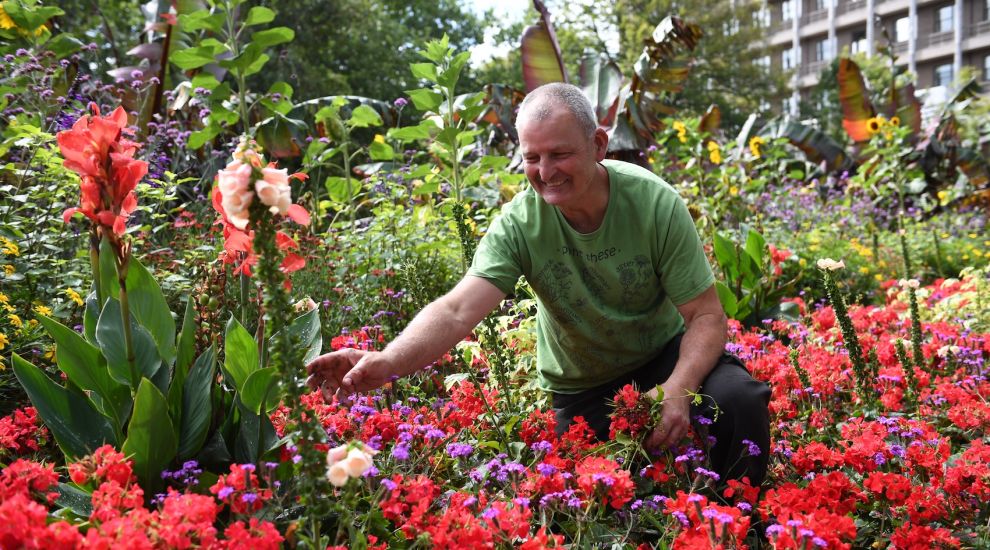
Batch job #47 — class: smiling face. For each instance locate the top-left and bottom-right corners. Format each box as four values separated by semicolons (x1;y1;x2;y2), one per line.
517;103;608;216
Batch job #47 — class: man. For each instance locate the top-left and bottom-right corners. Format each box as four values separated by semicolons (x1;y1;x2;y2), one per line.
308;83;770;484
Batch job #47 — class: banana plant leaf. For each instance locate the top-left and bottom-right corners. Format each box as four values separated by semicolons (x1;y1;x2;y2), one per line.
888;81;921;137
520;20;566;92
838;58;876;143
255;113;306;159
477;84;524;141
578;54;622;127
771;118;856;174
698;104;721;137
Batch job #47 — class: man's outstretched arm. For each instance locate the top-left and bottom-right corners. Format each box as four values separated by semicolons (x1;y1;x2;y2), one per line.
646;284;728;449
307;275;507;400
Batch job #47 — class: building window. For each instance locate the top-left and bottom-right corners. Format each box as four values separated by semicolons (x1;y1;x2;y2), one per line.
935;5;953;33
782;0;794;22
851;29;867;54
753;5;771;27
984;55;990;81
814;39;829;62
782;47;797;70
813;0;828;11
985;0;990;21
754;55;771;70
895;17;910;43
934;63;953;86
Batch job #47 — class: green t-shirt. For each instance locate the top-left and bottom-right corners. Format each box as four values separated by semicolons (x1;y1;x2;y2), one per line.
467;159;714;393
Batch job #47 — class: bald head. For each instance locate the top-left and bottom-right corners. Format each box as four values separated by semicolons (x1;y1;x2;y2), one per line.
517;83;598;140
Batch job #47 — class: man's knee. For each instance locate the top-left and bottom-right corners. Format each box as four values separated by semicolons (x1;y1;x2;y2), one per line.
700;363;770;419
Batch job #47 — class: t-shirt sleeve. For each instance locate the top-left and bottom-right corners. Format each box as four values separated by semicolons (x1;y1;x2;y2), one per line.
656;197;715;306
467;209;524;295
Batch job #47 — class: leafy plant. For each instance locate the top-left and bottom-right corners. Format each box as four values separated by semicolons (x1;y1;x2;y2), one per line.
712;228;801;326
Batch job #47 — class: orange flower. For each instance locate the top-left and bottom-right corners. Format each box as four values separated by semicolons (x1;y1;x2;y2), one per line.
57;103;147;236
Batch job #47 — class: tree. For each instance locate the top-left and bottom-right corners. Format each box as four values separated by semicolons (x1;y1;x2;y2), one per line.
612;0;787;132
252;0;487;102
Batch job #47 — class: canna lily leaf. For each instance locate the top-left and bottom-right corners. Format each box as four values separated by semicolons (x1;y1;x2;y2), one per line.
774;119;855;174
889;82;922;137
838;58;876;142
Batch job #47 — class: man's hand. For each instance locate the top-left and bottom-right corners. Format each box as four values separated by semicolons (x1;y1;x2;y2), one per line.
645;383;692;450
306;349;397;401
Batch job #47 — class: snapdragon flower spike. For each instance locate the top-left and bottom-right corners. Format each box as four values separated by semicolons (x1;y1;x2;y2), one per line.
212;138;310;276
57;103;148;236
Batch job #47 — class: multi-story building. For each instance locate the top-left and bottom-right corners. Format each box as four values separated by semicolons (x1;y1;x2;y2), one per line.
761;0;990;113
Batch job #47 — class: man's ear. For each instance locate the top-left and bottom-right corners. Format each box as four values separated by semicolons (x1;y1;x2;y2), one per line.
593;127;609;161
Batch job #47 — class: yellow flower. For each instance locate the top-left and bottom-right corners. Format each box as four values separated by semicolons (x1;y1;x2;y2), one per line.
859;266;870;275
0;292;8;306
673;121;687;143
0;237;19;257
373;134;385;144
43;345;56;361
7;314;20;328
866;116;884;136
0;6;15;30
0;332;7;351
874;273;884;281
707;141;722;164
65;288;84;306
2;264;13;276
749;136;765;158
889;116;900;127
937;190;948;202
729;185;739;196
34;305;53;317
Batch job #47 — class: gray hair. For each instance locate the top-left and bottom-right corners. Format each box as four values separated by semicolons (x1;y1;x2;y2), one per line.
517;83;597;139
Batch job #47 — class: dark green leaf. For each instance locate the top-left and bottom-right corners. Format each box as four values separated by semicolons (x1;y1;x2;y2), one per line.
178;347;217;460
122;379;178;491
96;298;163;388
715;281;738;318
12;353;117;459
54;483;93;518
125;259;176;366
270;308;322;366
37;315;128;429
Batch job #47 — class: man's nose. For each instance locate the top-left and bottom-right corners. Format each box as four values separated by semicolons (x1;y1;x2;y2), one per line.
537;160;555;183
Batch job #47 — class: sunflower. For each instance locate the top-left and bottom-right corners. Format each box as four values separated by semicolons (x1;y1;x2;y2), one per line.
889;116;900;127
749;136;766;158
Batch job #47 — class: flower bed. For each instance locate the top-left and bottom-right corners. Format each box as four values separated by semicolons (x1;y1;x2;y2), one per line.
2;269;988;548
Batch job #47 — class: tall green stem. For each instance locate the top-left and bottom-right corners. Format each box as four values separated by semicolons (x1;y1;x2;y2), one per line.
115;255;137;390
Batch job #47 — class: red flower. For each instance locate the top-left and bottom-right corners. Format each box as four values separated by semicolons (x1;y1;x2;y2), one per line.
574;456;634;509
58;103;148;236
222;518;283;550
0;407;48;456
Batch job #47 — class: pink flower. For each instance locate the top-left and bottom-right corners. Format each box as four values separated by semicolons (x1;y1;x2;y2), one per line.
257;166;291;214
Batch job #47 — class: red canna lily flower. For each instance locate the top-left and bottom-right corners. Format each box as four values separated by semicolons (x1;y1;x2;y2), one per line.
58;103;147;236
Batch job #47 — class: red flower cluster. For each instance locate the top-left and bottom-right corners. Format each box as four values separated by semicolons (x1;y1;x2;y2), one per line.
608;383;656;440
58;103;148;236
209;463;273;515
0;407;48;456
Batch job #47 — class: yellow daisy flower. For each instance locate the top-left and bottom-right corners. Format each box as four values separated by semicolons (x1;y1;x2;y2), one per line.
672;121;687;143
0;332;8;351
0;237;19;257
34;305;53;317
889;116;900;127
8;314;21;329
2;265;13;276
707;141;722;164
0;6;15;30
65;288;84;306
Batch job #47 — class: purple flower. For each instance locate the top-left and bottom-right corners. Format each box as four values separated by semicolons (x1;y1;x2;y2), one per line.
392;443;410;461
743;439;762;457
446;442;474;458
218;486;235;499
394;97;408;108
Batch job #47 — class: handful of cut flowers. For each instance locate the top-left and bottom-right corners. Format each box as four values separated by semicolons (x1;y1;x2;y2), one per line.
608;383;665;444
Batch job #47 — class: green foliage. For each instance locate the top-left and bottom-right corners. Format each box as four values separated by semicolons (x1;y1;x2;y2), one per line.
712;228;801;326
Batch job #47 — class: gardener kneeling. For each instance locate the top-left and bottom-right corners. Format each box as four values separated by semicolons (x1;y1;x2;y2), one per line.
307;83;770;486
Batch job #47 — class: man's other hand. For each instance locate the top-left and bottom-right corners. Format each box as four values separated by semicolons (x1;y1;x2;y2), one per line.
645;383;692;450
306;349;396;401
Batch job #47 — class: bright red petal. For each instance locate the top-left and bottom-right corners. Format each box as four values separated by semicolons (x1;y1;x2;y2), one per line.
275;231;298;250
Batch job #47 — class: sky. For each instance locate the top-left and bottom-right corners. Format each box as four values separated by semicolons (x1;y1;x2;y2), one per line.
465;0;533;66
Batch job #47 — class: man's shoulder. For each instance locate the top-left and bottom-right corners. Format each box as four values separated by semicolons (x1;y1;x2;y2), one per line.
603;160;679;200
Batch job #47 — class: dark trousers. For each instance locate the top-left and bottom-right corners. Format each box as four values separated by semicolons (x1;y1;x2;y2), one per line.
552;333;771;486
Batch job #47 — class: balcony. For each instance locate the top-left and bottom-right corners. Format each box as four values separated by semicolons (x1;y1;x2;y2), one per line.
970;20;990;37
921;31;954;48
801;9;828;25
800;59;829;76
837;0;866;15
